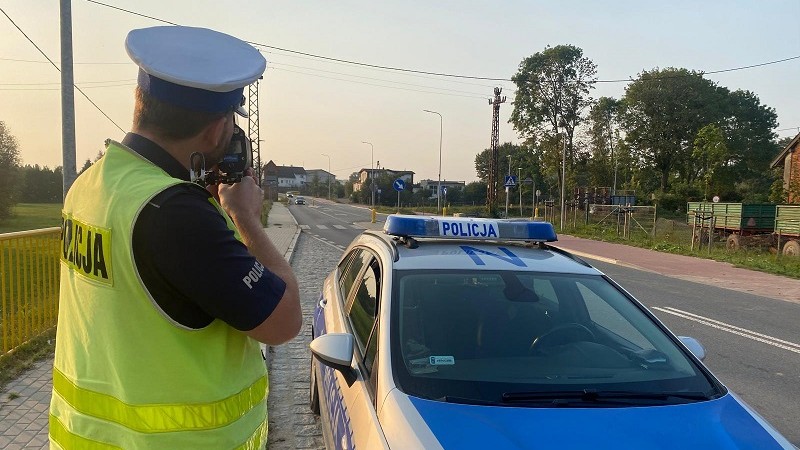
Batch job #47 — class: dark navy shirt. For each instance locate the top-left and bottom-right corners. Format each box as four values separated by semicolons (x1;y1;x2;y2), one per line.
126;133;286;330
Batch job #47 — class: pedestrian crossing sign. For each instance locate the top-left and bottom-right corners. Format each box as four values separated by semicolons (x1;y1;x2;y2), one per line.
504;175;517;187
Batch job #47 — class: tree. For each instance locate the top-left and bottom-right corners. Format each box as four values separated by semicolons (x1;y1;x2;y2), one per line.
19;165;63;203
463;181;488;204
510;45;597;196
586;97;622;190
0;121;21;219
718;89;779;201
692;124;728;200
621;68;726;192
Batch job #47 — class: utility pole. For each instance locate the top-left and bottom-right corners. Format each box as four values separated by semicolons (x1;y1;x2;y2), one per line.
505;155;512;218
608;119;617;197
60;0;77;198
518;167;523;217
248;80;262;183
422;110;443;214
488;87;506;217
321;153;331;199
560;133;567;231
362;141;374;207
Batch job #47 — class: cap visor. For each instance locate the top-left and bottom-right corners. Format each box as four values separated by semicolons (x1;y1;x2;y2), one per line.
235;105;249;118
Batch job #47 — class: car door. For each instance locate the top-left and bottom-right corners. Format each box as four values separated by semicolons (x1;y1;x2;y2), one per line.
340;255;387;449
317;248;388;449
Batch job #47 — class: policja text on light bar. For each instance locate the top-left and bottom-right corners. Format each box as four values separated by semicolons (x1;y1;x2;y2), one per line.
383;215;558;242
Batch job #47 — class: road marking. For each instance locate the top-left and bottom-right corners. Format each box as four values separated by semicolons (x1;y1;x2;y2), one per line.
653;306;800;354
317;225;329;229
307;233;345;251
332;225;347;230
299;225;311;230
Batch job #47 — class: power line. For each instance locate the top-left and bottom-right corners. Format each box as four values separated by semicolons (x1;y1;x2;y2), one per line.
84;0;800;86
85;0;509;81
0;7;125;132
0;56;131;65
0;79;136;86
269;61;496;95
268;65;489;99
0;83;135;91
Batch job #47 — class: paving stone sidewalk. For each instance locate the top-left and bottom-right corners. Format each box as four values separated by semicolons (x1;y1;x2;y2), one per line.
0;201;301;449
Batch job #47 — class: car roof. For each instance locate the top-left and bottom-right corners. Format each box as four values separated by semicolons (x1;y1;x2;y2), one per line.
362;231;602;275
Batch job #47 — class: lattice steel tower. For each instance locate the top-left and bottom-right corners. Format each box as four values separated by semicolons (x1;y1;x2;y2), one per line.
247;80;262;183
488;87;506;216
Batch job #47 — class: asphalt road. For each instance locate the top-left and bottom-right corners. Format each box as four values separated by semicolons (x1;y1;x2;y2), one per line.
592;260;800;445
289;198;800;446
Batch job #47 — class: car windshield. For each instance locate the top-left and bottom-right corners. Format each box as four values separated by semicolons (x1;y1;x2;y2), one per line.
391;270;722;406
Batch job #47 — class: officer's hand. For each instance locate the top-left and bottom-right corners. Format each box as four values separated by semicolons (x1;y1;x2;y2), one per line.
218;170;264;226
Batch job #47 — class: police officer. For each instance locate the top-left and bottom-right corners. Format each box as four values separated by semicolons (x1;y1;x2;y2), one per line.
49;26;301;449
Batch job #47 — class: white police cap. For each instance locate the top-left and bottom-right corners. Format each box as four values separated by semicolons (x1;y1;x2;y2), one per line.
125;26;266;117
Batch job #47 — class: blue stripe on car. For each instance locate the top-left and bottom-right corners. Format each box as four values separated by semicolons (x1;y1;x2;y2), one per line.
314;292;357;450
407;394;786;449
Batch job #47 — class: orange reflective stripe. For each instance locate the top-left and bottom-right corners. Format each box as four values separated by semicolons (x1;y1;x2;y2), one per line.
52;367;267;433
49;414;122;450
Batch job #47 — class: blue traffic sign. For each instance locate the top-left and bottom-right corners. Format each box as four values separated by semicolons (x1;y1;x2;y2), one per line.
393;178;405;192
504;175;517;187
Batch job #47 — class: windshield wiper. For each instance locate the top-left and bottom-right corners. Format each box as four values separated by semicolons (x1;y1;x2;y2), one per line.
502;389;711;405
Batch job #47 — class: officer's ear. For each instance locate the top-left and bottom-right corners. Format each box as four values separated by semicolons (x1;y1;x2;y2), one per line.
203;113;231;148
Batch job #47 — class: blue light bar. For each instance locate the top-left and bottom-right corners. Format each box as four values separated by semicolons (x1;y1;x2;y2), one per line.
383;214;557;242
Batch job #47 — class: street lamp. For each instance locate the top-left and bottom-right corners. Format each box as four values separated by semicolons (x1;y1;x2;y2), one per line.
321;153;331;200
361;141;374;207
423;109;443;215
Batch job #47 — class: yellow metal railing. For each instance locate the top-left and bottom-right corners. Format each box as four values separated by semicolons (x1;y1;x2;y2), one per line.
1;227;61;355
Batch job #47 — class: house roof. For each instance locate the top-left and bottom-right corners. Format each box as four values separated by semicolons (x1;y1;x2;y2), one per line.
276;166;306;178
357;168;415;175
770;132;800;169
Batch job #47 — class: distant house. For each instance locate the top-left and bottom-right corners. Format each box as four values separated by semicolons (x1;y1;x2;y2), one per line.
305;169;335;185
353;168;414;192
418;179;466;193
770;133;800;203
262;160;279;200
276;165;307;189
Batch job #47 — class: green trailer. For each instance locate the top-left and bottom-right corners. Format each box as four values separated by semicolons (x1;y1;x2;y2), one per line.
775;205;800;256
686;202;777;249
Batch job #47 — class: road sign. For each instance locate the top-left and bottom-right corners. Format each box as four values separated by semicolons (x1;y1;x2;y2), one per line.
504;175;517;187
442;186;448;195
393;178;405;192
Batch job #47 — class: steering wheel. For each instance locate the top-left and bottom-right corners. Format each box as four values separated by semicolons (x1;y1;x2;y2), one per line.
529;323;596;354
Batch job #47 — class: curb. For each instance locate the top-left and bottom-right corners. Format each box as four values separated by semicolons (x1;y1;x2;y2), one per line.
553;247;618;265
281;204;301;263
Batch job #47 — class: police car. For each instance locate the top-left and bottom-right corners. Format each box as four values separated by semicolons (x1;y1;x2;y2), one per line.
309;215;794;449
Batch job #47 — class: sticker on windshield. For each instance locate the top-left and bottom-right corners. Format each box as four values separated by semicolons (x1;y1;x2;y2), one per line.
429;356;455;365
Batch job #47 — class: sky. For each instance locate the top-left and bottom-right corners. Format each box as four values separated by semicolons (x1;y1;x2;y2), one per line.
1;1;799;184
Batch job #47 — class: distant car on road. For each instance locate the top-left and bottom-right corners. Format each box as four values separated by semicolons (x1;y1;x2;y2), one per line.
309;214;795;449
294;196;306;205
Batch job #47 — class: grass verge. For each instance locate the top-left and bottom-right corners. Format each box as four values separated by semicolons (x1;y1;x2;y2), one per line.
0;328;56;393
0;203;62;234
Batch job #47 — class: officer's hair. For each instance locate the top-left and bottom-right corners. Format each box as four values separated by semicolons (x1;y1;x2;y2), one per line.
133;87;226;141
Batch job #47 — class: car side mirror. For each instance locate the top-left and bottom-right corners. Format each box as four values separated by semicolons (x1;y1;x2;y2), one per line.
678;336;706;361
310;333;358;386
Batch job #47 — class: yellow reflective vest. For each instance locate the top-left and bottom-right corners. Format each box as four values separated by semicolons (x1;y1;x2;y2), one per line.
50;141;268;449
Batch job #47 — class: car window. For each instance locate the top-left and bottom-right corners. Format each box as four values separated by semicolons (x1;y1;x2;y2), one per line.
391;270;716;404
577;281;651;349
348;259;380;374
338;249;370;303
